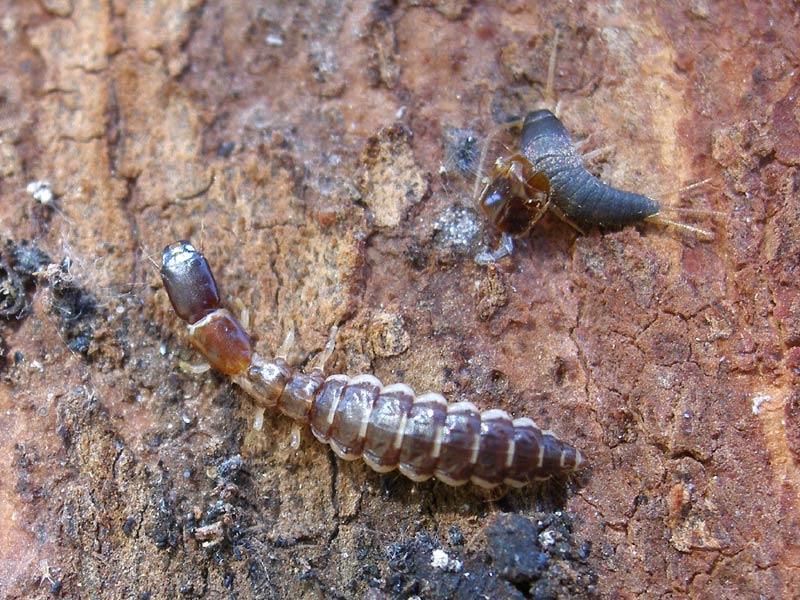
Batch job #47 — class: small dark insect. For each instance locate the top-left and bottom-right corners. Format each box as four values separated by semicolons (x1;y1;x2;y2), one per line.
160;241;583;488
478;154;551;238
475;31;716;263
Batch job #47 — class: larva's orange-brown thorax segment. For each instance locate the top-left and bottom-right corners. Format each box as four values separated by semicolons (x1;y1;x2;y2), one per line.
160;241;584;488
188;310;252;376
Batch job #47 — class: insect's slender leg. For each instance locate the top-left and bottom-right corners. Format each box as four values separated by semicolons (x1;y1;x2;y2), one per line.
548;204;586;235
545;29;560;113
647;178;723;237
472;119;524;204
580;144;615;162
475;233;516;265
657;206;726;217
571;135;592;151
530;195;553;226
649;177;712;200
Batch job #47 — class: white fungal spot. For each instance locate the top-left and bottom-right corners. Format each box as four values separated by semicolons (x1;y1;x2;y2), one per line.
751;394;772;415
430;549;462;572
539;529;556;547
430;549;449;568
26;180;54;205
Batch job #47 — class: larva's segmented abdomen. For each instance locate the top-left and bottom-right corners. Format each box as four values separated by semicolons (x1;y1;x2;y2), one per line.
296;372;582;488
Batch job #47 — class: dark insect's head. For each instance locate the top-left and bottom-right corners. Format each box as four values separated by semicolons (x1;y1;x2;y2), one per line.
478;155;550;236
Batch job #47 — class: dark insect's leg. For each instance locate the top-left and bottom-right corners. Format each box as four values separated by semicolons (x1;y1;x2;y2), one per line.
475;233;515;264
547;204;586;235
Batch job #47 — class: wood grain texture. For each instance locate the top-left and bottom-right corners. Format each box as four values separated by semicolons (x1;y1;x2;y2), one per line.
0;1;798;598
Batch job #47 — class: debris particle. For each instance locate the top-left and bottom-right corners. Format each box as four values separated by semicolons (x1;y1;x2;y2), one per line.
751;394;772;415
430;549;462;573
26;180;54;205
432;206;481;252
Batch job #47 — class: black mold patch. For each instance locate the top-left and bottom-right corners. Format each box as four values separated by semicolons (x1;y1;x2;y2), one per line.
0;239;51;319
0;259;26;318
5;239;51;280
47;259;99;356
1;240;100;357
486;512;596;598
442;126;481;175
380;512;596;600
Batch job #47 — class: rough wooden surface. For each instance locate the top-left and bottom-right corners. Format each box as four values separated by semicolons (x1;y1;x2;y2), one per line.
1;1;798;598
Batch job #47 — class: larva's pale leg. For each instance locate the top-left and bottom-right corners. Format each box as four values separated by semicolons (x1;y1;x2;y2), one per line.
277;330;295;361
180;361;211;375
314;326;338;372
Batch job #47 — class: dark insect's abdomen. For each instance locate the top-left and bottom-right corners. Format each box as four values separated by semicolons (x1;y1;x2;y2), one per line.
521;110;660;228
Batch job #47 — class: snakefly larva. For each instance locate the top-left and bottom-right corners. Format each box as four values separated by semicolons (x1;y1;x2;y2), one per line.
160;241;583;488
475;31;717;263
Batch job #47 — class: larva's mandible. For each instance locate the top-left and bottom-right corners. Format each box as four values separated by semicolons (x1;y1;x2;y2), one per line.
160;241;583;488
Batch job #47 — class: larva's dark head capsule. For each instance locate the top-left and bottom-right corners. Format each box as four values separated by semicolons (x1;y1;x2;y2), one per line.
479;154;550;236
161;241;221;324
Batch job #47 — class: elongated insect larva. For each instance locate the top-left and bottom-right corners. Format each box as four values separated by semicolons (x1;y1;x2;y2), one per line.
475;32;716;263
160;241;583;488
